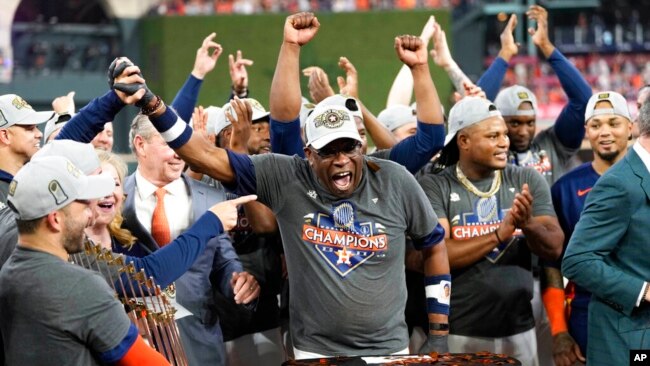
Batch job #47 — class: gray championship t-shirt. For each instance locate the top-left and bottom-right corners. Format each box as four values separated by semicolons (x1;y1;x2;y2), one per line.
250;154;439;356
419;164;555;337
510;127;578;186
0;247;131;365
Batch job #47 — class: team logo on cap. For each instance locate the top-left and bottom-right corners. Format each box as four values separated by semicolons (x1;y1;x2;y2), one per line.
517;92;529;99
66;161;82;178
314;109;349;129
8;181;16;196
302;201;389;277
48;180;69;205
598;93;610;99
11;96;31;110
247;99;265;112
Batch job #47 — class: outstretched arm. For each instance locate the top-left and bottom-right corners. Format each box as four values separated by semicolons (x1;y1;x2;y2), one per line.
527;5;591;149
270;12;320;122
171;33;223;122
386;15;435;106
476;14;518;101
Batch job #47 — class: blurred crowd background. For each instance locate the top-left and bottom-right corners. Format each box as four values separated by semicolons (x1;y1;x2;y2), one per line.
1;0;649;152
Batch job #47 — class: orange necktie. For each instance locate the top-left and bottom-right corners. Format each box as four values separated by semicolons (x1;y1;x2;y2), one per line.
151;188;171;246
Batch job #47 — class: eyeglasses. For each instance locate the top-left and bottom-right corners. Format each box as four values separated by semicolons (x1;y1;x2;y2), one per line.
311;141;362;159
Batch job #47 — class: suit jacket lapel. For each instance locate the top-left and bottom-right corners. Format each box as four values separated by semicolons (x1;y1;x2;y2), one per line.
123;174;158;253
627;148;650;202
183;174;206;223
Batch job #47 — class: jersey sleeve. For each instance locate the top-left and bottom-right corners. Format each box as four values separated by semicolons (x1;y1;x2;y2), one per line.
401;171;444;249
248;153;299;211
68;273;132;356
270;116;305;158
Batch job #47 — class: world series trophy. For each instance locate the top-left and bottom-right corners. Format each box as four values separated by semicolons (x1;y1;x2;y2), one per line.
69;238;188;365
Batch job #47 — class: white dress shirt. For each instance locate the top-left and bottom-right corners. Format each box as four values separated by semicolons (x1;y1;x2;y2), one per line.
134;169;192;242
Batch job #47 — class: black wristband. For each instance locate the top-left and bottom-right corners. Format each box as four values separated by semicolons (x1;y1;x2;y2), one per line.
429;322;449;331
494;229;503;244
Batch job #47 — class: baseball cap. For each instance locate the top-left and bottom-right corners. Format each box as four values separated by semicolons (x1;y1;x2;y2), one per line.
445;97;502;146
305;104;362;149
0;94;54;129
377;105;417;132
494;85;538;117
318;94;363;121
585;91;631;122
299;98;316;130
34;140;100;175
203;106;226;136
7;156;115;220
43;117;68;142
244;98;270;122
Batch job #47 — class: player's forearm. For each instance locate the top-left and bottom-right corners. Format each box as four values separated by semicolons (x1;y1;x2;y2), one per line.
446;233;501;270
412;64;443;125
444;61;471;95
523;219;564;260
270;42;302;121
386;64;414;107
359;102;398;149
423;244;450;334
244;202;279;234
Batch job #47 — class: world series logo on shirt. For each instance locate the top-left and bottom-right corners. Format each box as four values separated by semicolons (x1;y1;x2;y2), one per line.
302;201;388;277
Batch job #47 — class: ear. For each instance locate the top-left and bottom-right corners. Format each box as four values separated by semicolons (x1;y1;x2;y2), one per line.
304;147;315;167
0;128;11;145
133;135;146;156
457;131;470;152
46;211;64;233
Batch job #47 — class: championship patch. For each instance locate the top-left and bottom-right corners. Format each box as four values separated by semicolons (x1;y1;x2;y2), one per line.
48;180;69;205
302;201;388;277
11;96;31;110
517;92;529;99
450;196;522;263
8;181;16;196
313;109;349;129
598;93;610;99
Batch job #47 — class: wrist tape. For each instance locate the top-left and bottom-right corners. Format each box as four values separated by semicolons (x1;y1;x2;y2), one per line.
425;274;451;315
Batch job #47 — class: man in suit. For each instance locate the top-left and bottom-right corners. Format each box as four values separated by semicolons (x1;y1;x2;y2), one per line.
121;114;259;366
563;98;650;365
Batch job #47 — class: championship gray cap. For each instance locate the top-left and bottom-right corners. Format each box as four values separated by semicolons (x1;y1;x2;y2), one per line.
34;140;100;175
494;85;538;117
445;97;502;146
377;105;417;132
585;91;631;122
7;156;115;220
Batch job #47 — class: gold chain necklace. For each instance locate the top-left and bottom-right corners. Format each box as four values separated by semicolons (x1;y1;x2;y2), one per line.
455;164;502;198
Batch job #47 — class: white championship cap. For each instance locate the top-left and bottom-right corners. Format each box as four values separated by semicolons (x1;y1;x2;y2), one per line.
0;94;54;129
305;104;362;149
8;156;115;220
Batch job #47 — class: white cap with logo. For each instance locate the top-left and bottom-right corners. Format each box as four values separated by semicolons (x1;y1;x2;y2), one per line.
318;94;363;121
445;97;502;146
305;105;362;149
494;85;538;117
0;94;54;129
584;91;631;122
7;156;115;220
35;140;101;175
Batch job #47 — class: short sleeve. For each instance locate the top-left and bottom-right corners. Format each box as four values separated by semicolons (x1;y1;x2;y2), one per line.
250;154;301;211
401;171;439;241
69;273;131;353
418;173;449;220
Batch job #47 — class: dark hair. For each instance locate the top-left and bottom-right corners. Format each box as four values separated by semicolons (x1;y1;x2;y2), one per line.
429;136;459;174
15;217;43;235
